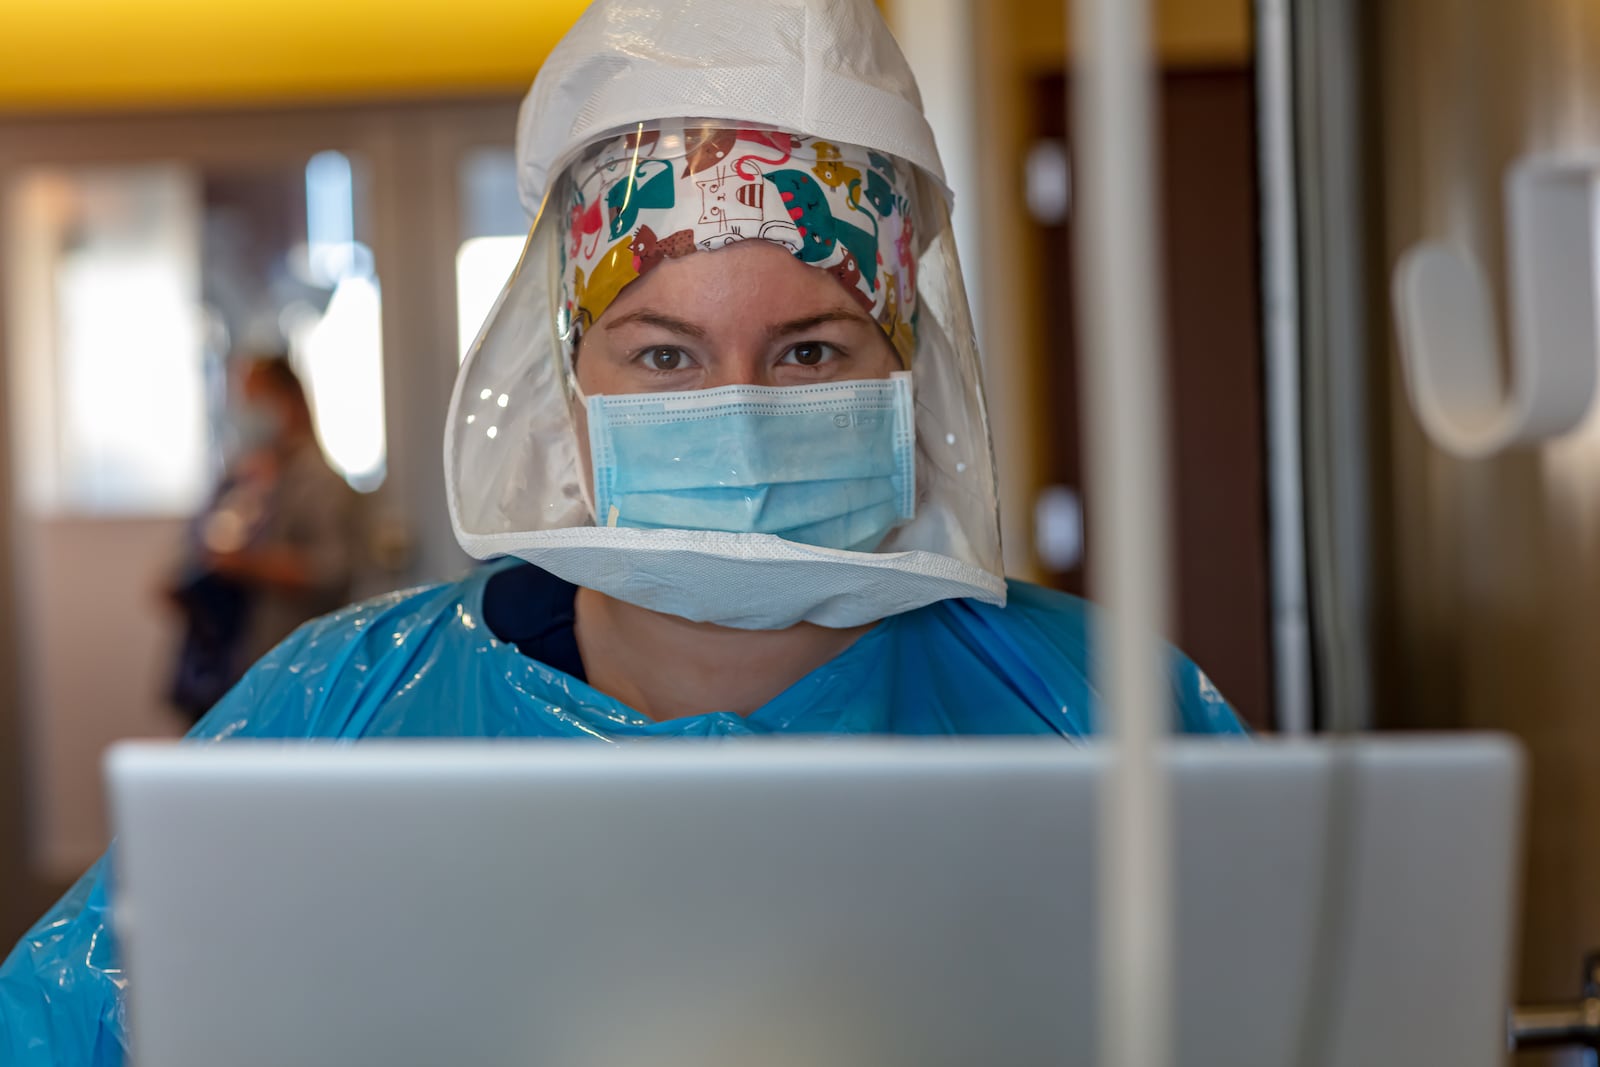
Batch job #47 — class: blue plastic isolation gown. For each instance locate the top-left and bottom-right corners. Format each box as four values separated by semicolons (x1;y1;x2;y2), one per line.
0;559;1243;1065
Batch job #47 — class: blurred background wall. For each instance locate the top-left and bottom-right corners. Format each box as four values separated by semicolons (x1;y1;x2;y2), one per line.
1374;0;1600;1047
0;1;560;939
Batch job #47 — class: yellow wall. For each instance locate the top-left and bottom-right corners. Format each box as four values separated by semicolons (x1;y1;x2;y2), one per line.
1008;0;1252;70
0;0;1246;112
0;0;592;110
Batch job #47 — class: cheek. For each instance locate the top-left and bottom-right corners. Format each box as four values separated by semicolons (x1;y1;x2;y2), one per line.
573;339;627;398
573;354;603;397
865;332;905;376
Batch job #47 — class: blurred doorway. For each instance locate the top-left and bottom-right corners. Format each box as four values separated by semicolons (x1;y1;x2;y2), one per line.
0;98;524;942
1029;70;1275;729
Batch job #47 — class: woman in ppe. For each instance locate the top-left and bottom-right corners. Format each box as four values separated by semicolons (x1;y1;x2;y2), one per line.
0;0;1243;1061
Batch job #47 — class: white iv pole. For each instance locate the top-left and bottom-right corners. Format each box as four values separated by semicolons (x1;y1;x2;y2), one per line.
1072;0;1176;1064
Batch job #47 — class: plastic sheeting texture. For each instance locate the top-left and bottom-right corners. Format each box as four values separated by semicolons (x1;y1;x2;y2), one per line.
0;562;1242;1064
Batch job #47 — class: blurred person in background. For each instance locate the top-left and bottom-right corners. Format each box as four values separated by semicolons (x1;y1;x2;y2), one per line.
165;355;363;722
1;0;1241;1062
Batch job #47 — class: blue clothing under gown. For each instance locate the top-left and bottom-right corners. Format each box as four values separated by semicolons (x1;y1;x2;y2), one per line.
1;560;1243;1064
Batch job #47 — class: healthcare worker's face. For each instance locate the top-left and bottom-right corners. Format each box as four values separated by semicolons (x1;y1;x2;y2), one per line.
575;240;902;395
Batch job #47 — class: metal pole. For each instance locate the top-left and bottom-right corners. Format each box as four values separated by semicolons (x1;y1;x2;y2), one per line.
1255;0;1315;735
1071;0;1174;1064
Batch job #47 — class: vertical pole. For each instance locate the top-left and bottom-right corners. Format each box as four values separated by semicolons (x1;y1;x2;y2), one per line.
1256;0;1314;735
1072;0;1174;1064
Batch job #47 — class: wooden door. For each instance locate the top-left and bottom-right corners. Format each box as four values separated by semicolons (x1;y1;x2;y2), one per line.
1033;69;1275;729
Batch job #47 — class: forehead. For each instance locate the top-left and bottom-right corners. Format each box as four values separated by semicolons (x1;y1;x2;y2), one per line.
600;241;864;325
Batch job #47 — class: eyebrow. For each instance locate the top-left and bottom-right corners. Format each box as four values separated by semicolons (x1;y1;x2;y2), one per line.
602;307;875;341
765;310;876;340
601;310;710;339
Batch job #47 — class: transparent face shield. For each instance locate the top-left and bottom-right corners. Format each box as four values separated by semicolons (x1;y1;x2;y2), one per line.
445;120;1004;629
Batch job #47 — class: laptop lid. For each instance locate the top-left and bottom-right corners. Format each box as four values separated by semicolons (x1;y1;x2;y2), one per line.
106;737;1522;1067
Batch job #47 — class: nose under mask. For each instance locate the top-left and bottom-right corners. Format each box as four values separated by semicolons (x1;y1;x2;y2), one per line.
585;372;917;553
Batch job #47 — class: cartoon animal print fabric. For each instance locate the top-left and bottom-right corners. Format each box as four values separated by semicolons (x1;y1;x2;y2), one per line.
558;120;919;366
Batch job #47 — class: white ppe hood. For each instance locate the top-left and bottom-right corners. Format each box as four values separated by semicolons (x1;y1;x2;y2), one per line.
445;0;1006;630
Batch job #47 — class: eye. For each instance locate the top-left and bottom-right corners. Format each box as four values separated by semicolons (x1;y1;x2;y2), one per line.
639;346;693;372
783;342;838;367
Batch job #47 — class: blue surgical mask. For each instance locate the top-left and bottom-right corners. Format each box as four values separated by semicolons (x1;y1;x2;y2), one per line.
586;372;916;552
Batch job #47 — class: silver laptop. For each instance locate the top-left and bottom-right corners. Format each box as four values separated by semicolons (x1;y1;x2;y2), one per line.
106;737;1522;1067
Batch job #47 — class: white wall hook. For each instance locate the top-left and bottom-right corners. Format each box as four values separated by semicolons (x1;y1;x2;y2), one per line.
1392;154;1600;458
